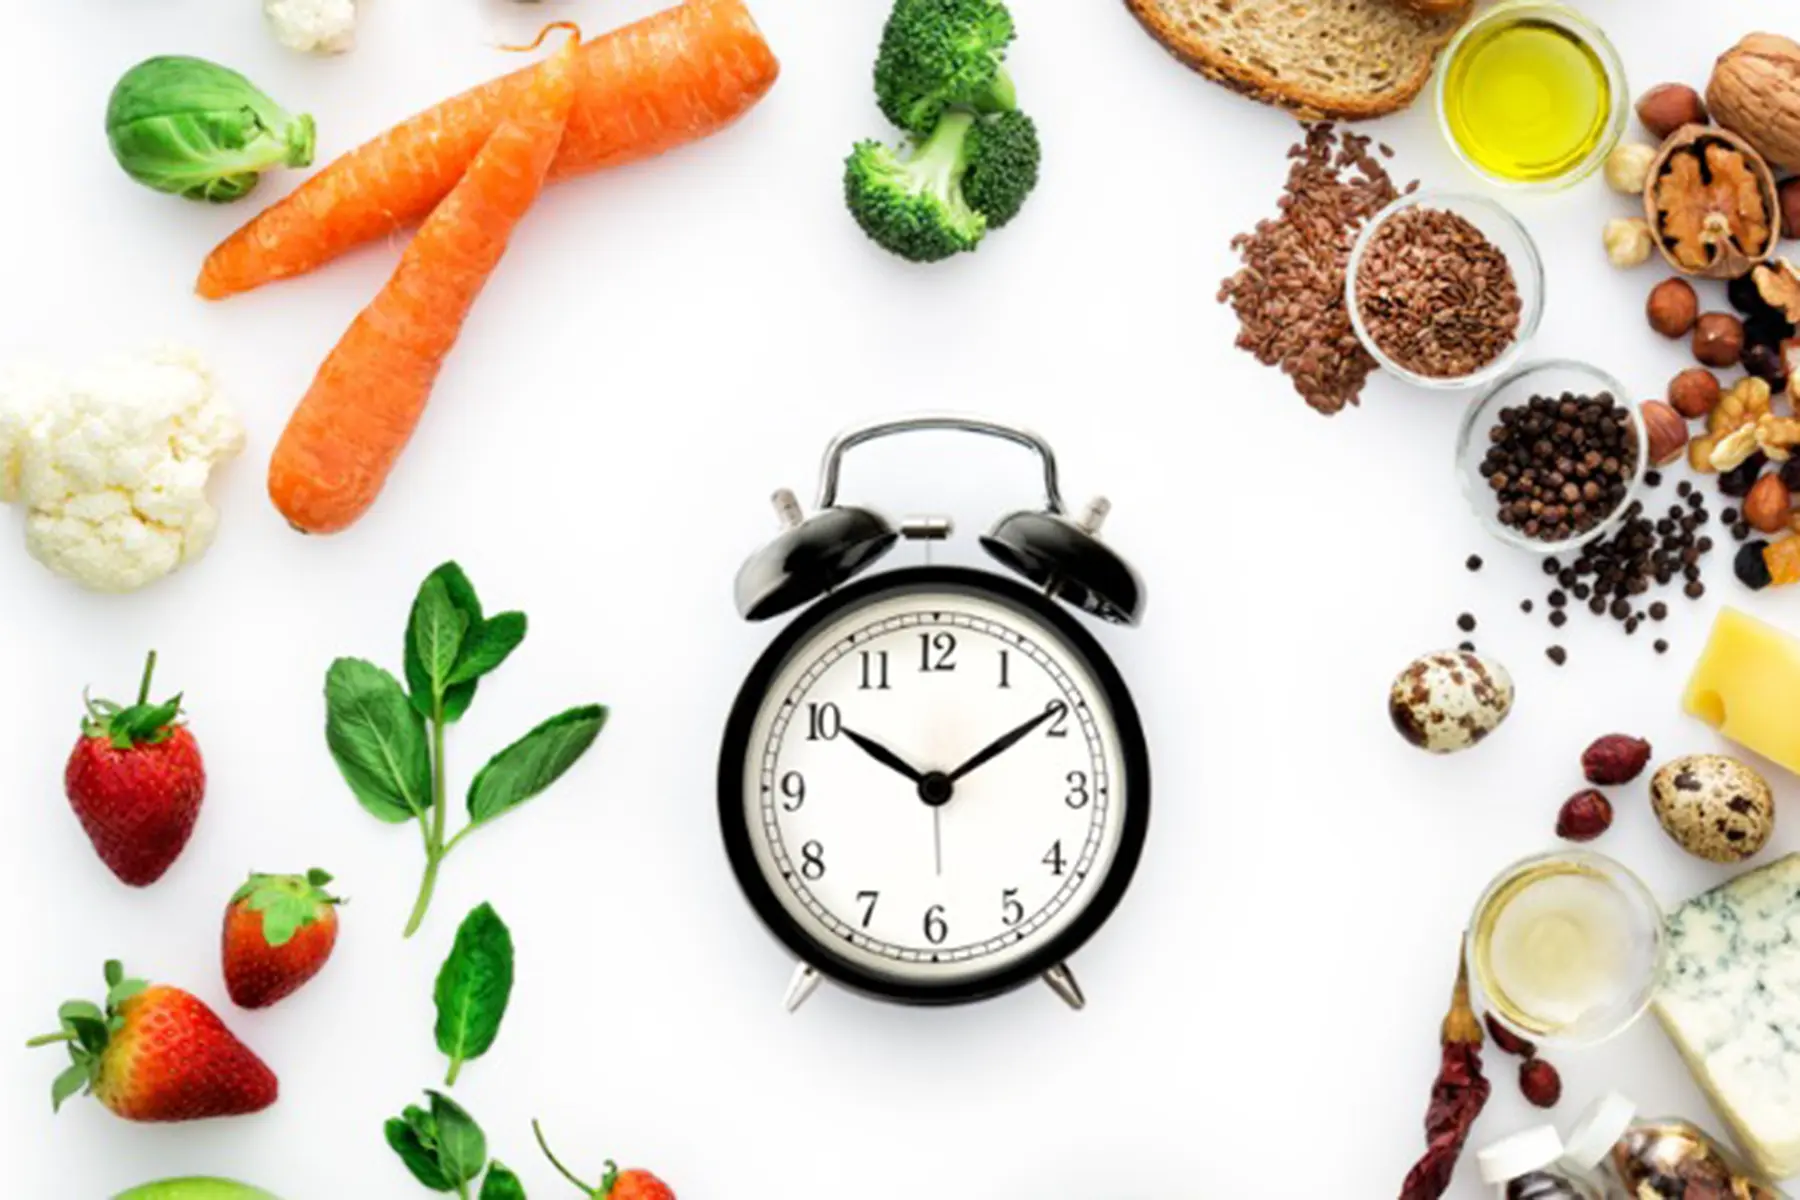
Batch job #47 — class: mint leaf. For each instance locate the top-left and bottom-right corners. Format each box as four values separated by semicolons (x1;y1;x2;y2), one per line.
406;563;483;723
327;658;432;824
410;574;469;708
435;903;514;1086
447;613;528;688
480;1162;526;1200
427;1091;487;1185
467;705;608;825
385;1112;454;1191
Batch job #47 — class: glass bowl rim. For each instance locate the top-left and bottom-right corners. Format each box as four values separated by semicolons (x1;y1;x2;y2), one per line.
1455;357;1646;556
1465;848;1665;1050
1345;189;1545;392
1433;0;1630;192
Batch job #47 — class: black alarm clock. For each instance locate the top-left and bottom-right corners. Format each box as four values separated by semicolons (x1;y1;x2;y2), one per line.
717;416;1150;1010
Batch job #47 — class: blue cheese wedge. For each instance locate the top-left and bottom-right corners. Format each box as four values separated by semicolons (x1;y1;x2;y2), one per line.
1657;853;1800;1179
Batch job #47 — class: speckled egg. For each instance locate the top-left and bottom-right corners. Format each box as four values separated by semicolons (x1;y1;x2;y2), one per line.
1651;754;1774;863
1388;650;1515;754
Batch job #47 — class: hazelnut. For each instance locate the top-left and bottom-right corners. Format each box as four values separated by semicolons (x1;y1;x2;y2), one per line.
1520;1058;1563;1109
1557;789;1615;842
1648;277;1700;337
1782;179;1800;240
1604;142;1659;194
1581;733;1653;784
1603;217;1654;267
1637;83;1710;142
1669;367;1722;417
1747;473;1794;533
1695;312;1747;366
1641;400;1690;466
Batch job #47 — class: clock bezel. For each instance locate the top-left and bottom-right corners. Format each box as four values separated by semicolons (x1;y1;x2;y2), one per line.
717;565;1151;1006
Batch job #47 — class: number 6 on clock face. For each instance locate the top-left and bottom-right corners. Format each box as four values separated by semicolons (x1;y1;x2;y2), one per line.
718;567;1151;1006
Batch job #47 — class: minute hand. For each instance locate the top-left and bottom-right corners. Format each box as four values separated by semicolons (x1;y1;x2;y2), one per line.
946;702;1067;783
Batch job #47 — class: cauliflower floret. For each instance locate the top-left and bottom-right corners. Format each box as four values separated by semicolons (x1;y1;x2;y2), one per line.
265;0;358;55
3;346;244;593
0;360;64;503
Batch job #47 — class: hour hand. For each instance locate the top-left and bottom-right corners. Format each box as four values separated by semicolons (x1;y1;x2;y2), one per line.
840;726;926;784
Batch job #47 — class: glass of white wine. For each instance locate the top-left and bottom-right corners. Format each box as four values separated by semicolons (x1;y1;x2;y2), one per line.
1468;850;1665;1048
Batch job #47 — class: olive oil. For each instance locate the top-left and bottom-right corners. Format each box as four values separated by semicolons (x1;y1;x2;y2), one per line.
1442;11;1616;185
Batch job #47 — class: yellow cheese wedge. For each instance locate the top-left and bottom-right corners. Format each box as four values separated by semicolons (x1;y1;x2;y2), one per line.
1685;607;1800;777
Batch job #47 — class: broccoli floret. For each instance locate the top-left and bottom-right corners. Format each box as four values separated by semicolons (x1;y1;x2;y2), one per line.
963;109;1040;230
845;111;987;262
875;0;1016;137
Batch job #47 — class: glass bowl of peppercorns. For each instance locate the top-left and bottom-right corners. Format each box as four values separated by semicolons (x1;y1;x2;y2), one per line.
1457;360;1646;556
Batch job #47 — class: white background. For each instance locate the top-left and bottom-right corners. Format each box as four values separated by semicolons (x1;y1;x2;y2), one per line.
3;0;1796;1196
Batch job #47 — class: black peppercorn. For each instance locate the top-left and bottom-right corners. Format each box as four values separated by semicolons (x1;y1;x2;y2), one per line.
1686;580;1707;599
1457;613;1476;632
1520;599;1534;614
1466;554;1483;572
1547;646;1567;665
1550;610;1568;628
1655;638;1669;653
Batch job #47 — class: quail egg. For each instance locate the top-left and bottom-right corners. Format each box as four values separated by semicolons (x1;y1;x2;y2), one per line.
1651;754;1774;863
1389;650;1515;754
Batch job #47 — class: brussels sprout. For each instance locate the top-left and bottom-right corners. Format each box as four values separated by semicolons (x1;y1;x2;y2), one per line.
106;56;316;203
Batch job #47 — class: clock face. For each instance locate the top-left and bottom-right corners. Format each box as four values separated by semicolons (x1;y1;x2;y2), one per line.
719;567;1149;1003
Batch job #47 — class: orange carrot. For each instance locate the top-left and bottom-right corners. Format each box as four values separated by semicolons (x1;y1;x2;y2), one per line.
266;33;580;535
198;0;777;300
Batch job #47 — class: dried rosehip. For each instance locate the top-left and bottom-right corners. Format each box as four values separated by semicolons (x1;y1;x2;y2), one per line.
1484;1012;1537;1058
1520;1058;1562;1108
1582;734;1653;785
1557;790;1615;842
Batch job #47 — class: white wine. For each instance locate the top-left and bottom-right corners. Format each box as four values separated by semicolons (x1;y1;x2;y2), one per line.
1472;855;1662;1042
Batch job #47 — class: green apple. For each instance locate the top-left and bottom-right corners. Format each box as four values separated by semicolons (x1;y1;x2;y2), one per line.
114;1181;280;1200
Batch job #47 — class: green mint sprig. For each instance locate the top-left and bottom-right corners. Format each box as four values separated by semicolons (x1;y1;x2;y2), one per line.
325;562;608;937
385;1090;526;1199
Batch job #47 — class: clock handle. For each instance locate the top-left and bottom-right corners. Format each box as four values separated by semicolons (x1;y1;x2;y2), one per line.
814;414;1067;515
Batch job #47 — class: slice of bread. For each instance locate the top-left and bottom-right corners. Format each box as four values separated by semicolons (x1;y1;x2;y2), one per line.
1392;0;1472;16
1125;0;1466;120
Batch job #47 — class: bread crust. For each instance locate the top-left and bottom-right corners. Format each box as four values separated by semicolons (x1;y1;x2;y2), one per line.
1392;0;1471;15
1123;0;1463;121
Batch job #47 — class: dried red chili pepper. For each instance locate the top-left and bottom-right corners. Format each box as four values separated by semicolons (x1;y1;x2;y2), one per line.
1399;941;1491;1200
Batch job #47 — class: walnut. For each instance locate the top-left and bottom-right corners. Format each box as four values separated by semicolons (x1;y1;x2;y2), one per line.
1759;414;1800;461
1708;34;1800;172
1644;126;1780;279
1753;259;1800;322
1695;376;1777;470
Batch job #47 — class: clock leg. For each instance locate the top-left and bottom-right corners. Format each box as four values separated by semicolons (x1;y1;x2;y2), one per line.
1042;962;1086;1011
783;962;824;1013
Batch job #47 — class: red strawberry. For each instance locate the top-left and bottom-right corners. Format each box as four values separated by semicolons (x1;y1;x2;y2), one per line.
64;651;205;886
535;1122;674;1199
223;869;343;1008
29;960;277;1122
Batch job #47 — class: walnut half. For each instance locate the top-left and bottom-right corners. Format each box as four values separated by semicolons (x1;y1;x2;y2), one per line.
1645;125;1780;279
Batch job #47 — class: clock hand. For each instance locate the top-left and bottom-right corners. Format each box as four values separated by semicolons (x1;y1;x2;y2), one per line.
839;726;927;785
946;701;1068;783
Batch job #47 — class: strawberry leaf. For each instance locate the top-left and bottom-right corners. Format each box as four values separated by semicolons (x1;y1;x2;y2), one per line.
66;1016;108;1056
104;978;146;1010
106;697;183;749
467;706;608;825
236;870;340;947
58;1001;103;1026
50;1063;89;1111
103;961;123;989
434;904;514;1086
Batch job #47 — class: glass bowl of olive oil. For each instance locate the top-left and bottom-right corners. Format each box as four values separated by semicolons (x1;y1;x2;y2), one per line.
1437;2;1627;189
1467;850;1665;1048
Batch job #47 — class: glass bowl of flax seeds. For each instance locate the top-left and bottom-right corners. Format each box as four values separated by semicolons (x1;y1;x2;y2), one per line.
1346;191;1544;391
1457;359;1646;556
